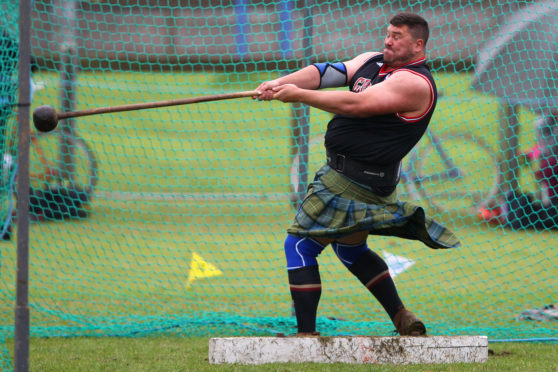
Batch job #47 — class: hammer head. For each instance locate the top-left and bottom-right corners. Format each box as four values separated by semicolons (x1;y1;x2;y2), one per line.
33;105;58;132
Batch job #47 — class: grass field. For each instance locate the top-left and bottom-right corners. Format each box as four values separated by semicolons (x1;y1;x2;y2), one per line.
1;70;557;369
4;336;558;371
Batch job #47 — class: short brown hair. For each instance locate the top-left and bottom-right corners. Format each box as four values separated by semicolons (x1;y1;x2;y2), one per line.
390;13;430;46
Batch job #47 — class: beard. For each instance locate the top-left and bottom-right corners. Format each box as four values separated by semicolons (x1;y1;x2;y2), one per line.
383;47;415;67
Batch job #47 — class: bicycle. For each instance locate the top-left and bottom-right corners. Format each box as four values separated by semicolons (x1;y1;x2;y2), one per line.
399;130;499;216
1;79;98;231
289;129;500;217
29;131;98;200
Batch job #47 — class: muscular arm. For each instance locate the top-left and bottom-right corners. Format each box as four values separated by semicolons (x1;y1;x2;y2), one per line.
343;51;380;82
271;70;433;118
255;51;380;100
255;65;321;100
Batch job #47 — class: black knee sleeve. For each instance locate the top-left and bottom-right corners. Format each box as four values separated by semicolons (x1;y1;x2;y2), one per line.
288;266;322;333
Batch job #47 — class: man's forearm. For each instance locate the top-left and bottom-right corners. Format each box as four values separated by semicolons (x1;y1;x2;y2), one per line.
296;89;363;116
275;65;320;90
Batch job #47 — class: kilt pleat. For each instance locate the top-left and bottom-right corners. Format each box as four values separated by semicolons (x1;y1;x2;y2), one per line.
287;165;460;249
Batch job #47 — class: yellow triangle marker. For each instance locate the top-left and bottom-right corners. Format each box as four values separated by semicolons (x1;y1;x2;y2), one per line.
186;252;223;285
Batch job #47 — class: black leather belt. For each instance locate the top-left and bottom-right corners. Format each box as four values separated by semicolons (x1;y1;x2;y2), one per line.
326;150;401;187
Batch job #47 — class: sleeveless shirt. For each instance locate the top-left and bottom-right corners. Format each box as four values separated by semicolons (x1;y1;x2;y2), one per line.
324;54;437;165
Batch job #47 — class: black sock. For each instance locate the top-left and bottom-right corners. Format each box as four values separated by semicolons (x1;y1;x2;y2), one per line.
288;265;322;333
348;250;403;320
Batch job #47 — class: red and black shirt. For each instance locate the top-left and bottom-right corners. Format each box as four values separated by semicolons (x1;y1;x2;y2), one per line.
324;54;437;165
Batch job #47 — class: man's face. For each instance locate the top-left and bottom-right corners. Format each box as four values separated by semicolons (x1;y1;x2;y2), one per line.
383;24;421;66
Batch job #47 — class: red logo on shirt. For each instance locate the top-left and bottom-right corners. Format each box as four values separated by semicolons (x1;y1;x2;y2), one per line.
353;77;371;92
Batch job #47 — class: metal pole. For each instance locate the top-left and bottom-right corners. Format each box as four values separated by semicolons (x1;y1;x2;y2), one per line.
499;102;520;195
233;0;250;59
294;0;313;206
59;0;78;184
290;0;313;318
15;0;32;370
278;0;294;59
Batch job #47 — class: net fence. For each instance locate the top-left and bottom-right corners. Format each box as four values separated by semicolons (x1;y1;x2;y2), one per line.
1;0;557;367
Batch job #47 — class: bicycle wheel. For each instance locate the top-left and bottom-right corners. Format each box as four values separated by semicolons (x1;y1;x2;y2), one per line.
30;132;99;200
397;167;432;210
411;131;499;217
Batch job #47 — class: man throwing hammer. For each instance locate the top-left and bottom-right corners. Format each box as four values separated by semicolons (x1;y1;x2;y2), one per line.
255;13;460;336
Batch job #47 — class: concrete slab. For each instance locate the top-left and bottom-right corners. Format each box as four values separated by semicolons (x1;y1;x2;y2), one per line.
209;335;488;365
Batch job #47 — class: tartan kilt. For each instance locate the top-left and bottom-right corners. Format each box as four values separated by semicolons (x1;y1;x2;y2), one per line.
287;165;460;249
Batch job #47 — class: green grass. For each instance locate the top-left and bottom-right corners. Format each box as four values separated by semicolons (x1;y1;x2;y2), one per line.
1;70;557;368
5;337;557;372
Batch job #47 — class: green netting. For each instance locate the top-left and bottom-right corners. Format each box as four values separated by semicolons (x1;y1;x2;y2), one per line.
2;0;558;367
1;2;19;369
0;1;18;248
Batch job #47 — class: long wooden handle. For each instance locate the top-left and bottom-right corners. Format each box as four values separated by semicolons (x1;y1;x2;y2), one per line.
57;90;259;120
